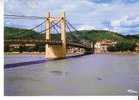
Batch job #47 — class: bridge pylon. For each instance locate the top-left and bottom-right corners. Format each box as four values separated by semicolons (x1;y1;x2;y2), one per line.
45;12;67;59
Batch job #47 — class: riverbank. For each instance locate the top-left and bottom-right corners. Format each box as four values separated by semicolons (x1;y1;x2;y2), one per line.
95;51;139;55
4;52;45;55
4;52;89;60
4;51;139;56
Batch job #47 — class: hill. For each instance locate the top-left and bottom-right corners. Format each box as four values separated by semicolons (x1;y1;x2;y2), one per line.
73;30;126;41
4;27;42;40
4;27;139;42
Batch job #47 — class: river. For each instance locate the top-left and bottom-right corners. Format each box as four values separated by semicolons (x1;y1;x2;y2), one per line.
4;54;139;95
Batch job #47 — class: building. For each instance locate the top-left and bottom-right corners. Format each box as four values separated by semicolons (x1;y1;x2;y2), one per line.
9;44;36;52
135;43;139;52
95;40;117;53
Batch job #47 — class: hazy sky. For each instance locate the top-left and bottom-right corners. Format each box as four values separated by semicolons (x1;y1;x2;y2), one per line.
4;0;139;35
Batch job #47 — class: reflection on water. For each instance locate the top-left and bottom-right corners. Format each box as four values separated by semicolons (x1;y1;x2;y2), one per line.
96;77;103;80
50;71;63;75
4;54;139;95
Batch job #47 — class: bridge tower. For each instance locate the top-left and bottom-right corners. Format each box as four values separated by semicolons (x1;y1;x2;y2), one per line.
45;12;67;59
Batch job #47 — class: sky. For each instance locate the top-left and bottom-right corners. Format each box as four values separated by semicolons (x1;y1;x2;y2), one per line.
4;0;139;35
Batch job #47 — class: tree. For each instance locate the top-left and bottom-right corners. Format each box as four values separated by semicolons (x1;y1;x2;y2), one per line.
107;41;137;52
18;45;26;53
4;44;10;52
34;43;45;52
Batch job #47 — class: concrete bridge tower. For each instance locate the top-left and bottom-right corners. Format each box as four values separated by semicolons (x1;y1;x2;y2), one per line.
45;12;67;59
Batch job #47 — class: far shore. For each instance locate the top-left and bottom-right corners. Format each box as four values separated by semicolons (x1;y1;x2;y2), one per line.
95;51;139;55
4;51;139;56
4;52;45;55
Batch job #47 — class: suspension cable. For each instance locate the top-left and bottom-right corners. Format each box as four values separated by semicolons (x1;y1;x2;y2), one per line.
4;14;45;19
30;20;46;31
9;19;47;37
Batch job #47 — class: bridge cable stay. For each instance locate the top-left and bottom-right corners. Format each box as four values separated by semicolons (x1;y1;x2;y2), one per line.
65;20;92;48
53;21;85;44
52;22;80;42
28;20;46;32
53;20;90;48
66;20;80;38
5;18;47;40
65;22;81;42
40;22;43;34
51;21;61;41
4;19;62;43
5;14;62;33
38;19;62;34
24;19;46;39
52;23;61;31
66;21;85;43
5;14;46;38
51;21;60;34
66;20;80;32
5;16;92;49
66;20;91;43
5;15;76;41
66;20;81;38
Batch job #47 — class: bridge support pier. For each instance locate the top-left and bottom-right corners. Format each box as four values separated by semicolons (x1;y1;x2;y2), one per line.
45;12;67;59
45;45;66;59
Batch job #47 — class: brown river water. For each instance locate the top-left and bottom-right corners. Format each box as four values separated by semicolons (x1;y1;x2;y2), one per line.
4;54;139;95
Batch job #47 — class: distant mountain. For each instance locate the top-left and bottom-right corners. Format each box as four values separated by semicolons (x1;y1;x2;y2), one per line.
4;27;139;42
126;34;139;40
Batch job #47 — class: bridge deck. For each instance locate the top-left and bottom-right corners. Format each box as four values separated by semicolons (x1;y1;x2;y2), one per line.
5;40;92;49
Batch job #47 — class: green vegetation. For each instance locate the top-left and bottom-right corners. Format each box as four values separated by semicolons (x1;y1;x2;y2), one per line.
5;27;139;41
107;41;137;52
4;27;139;52
74;30;126;41
4;27;42;40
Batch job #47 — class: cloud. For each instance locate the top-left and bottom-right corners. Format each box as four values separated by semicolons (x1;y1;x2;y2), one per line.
111;16;129;27
90;0;139;4
111;16;139;27
77;25;96;30
4;0;139;34
110;15;139;34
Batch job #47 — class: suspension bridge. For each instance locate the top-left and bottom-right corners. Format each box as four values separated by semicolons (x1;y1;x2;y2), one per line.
4;12;94;59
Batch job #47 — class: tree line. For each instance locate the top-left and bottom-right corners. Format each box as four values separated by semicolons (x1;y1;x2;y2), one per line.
107;41;137;52
4;43;45;53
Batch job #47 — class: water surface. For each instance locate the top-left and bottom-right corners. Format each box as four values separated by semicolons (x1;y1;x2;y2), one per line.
4;54;139;95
